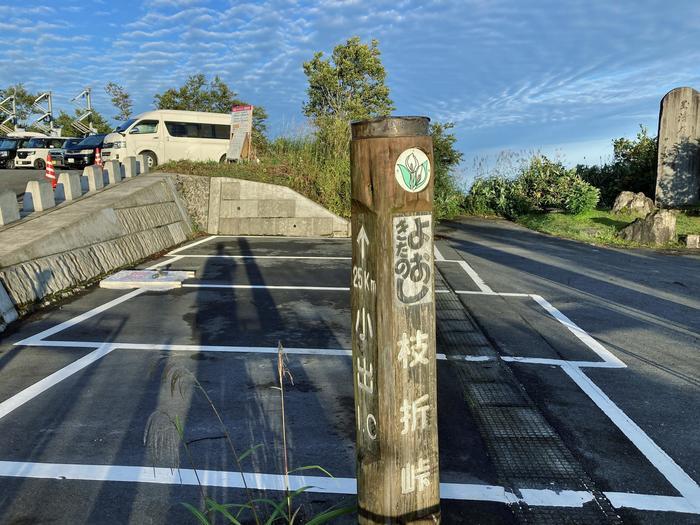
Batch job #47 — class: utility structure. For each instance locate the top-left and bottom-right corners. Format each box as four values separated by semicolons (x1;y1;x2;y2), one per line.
0;92;17;135
350;116;440;524
70;88;96;136
28;92;59;136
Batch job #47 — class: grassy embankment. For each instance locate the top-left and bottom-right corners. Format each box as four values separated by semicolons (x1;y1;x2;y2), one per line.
156;136;351;218
516;209;700;248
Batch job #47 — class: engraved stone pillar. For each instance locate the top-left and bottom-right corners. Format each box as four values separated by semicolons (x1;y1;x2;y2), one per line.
656;87;700;207
350;116;440;524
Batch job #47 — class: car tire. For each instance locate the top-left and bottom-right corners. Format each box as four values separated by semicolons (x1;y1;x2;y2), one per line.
4;160;14;169
35;159;45;170
141;151;157;169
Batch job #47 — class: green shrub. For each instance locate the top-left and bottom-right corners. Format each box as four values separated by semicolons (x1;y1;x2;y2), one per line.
465;155;599;218
576;126;657;206
559;175;600;214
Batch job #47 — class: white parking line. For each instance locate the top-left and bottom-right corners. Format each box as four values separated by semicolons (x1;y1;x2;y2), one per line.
166;255;351;260
0;344;115;421
181;284;350;291
0;461;694;513
457;261;493;293
14;289;147;347
167;235;219;255
563;363;700;512
530;295;626;367
147;255;184;269
455;291;530;297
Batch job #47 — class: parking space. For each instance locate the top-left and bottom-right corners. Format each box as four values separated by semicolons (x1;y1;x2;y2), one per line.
0;232;698;523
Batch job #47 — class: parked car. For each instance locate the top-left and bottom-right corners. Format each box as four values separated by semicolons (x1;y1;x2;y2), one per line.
15;137;74;169
49;137;84;167
62;134;107;168
102;109;231;169
0;136;33;168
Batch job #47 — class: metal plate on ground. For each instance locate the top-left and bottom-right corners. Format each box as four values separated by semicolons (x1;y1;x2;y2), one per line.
99;270;195;290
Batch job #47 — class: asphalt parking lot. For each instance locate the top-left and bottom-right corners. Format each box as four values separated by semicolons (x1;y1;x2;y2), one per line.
0;222;698;524
0;168;83;196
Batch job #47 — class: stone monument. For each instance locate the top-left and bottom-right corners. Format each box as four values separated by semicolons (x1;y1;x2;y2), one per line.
655;87;700;207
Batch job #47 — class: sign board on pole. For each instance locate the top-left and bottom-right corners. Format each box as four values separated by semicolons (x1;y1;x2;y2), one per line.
227;105;254;161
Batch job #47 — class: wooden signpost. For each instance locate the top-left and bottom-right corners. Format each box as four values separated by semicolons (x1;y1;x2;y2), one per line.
350;116;440;524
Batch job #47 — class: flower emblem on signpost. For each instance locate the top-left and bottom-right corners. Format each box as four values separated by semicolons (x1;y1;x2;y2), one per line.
395;148;431;193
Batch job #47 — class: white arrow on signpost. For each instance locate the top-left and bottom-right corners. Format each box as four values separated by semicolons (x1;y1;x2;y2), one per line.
357;224;369;263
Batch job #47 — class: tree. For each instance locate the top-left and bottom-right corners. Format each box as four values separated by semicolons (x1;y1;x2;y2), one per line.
54;109;112;136
105;82;133;121
576;125;658;206
153;73;267;148
303;37;394;122
430;122;465;219
0;84;40;127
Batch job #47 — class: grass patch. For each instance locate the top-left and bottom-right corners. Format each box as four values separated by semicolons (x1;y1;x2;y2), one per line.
515;209;700;248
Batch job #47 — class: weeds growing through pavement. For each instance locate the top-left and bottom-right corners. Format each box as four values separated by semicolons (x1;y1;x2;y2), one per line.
144;342;355;524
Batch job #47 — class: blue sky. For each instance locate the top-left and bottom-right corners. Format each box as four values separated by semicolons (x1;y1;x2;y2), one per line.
1;0;699;181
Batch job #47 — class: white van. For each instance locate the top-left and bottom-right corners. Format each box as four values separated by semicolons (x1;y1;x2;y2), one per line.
102;110;231;168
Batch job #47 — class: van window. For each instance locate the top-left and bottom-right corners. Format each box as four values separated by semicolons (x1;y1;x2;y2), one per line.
165;121;229;139
132;120;159;134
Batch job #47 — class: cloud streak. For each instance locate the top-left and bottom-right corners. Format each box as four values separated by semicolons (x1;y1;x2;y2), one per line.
0;0;698;165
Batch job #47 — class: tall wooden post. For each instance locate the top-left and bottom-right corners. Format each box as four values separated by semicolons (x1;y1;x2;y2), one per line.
351;117;440;524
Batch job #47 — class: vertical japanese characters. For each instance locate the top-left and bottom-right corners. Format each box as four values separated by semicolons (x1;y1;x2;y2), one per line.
353;222;379;453
392;213;438;496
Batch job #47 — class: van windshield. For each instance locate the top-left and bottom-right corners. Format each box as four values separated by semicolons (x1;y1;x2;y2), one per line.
62;138;83;149
26;138;48;148
115;119;137;133
0;139;19;149
78;134;106;147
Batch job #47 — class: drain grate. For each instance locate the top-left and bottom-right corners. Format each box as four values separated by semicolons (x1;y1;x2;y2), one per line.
435;265;622;524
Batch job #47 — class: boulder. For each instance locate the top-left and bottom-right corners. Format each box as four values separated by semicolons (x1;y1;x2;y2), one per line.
612;191;655;215
618;210;676;245
686;234;700;248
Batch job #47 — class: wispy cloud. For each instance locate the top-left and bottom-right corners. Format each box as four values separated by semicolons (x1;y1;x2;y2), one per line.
0;0;698;165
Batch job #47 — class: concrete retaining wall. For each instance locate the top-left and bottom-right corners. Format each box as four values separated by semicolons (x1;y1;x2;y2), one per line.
173;174;350;237
0;174;192;310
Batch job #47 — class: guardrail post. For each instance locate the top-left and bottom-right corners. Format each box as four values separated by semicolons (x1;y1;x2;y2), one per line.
350;116;440;524
0;191;20;225
23;180;55;212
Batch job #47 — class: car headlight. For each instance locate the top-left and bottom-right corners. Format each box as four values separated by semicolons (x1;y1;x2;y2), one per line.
80;149;93;154
0;151;7;156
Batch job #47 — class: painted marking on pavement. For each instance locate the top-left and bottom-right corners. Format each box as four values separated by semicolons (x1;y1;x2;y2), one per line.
0;461;694;513
457;261;493;293
0;344;115;421
163;255;351;260
563;363;700;511
14;289;147;347
146;255;184;269
531;294;626;367
434;246;445;261
455;291;530;297
167;235;219;255
181;284;350;291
